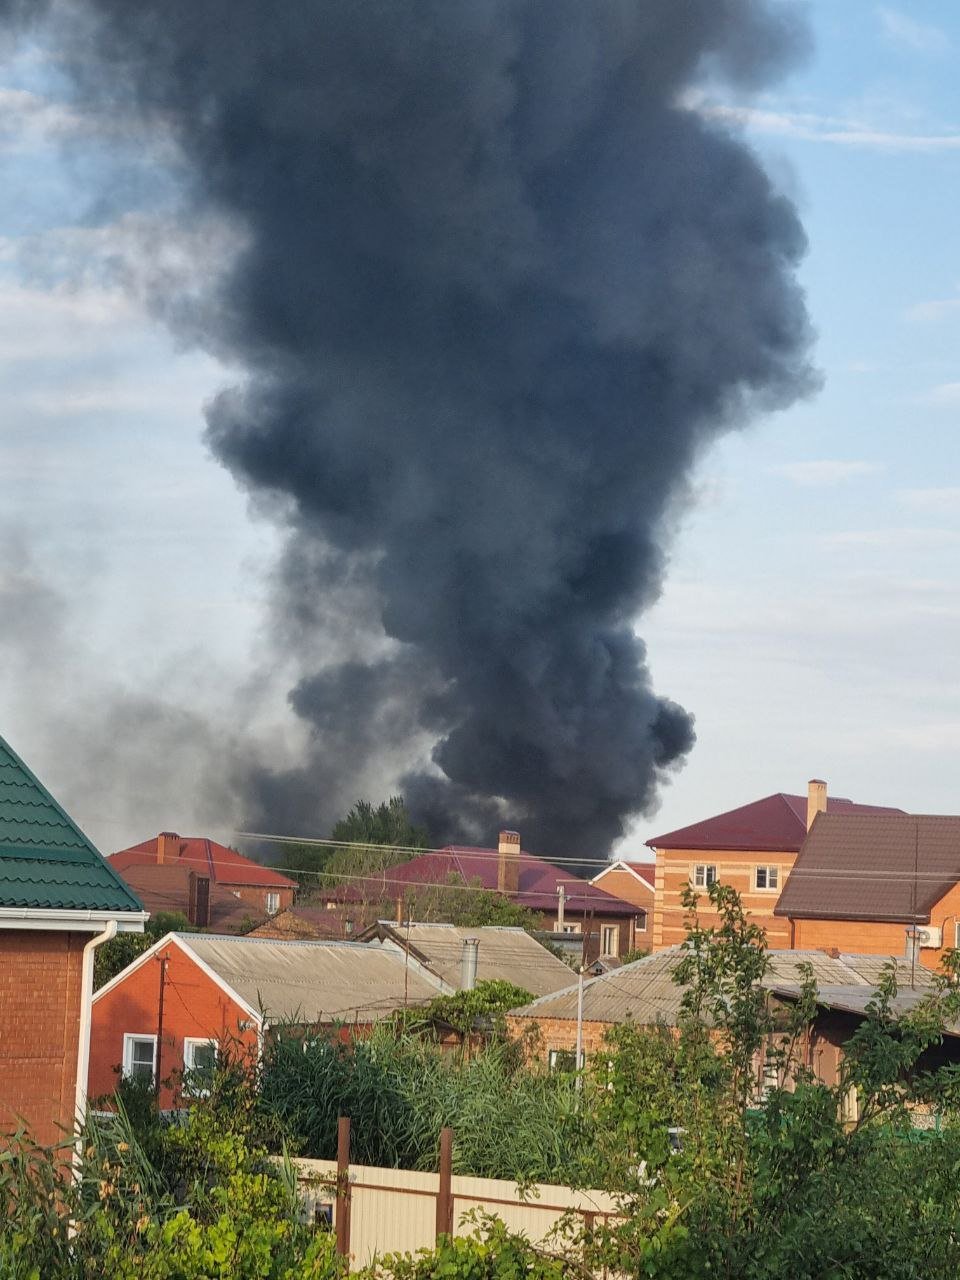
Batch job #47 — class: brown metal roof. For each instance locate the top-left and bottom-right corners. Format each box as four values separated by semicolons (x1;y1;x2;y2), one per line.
774;813;960;924
508;947;935;1025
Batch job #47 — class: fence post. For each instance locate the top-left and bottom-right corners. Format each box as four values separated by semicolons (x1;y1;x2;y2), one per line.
335;1115;351;1260
435;1126;454;1241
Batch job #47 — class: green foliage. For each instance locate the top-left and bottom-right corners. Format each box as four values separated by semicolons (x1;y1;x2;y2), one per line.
404;876;539;930
0;1070;341;1280
259;1025;590;1182
404;980;534;1037
366;1218;571;1280
286;797;430;887
620;946;650;966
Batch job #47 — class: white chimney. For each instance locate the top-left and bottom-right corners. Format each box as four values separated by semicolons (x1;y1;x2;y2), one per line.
806;779;827;831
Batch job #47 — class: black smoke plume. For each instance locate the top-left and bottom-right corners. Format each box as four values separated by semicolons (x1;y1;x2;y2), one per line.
11;1;815;856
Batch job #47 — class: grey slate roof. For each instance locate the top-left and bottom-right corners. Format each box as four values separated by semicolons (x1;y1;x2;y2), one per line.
0;732;144;918
179;933;442;1023
509;947;937;1024
363;921;576;997
775;813;960;923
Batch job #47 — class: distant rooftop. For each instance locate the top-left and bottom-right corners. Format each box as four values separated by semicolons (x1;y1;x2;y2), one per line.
647;792;904;854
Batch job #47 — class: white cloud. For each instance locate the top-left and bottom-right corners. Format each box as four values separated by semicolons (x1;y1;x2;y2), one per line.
878;8;950;55
769;460;879;487
906;291;960;323
896;487;960;517
919;381;960;406
689;98;960;152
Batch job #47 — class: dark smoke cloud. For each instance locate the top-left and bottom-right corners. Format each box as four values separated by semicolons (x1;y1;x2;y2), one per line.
11;1;815;857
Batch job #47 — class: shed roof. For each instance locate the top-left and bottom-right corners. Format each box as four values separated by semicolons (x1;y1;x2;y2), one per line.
0;732;144;918
646;793;903;854
362;921;576;996
774;813;960;923
178;933;440;1023
509;947;936;1025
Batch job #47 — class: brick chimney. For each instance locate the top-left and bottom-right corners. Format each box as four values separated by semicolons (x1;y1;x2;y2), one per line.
806;780;827;832
497;830;521;895
157;831;180;865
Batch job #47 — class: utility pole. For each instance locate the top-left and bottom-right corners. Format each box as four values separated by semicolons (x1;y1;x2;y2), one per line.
557;882;566;931
155;954;169;1103
574;963;585;1096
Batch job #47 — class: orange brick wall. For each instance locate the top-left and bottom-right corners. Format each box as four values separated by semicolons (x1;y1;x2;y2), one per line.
652;847;797;951
90;941;258;1109
506;1014;613;1064
790;882;960;971
591;870;660;921
0;930;85;1146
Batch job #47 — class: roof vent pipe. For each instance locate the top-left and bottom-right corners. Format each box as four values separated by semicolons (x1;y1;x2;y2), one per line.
460;938;479;991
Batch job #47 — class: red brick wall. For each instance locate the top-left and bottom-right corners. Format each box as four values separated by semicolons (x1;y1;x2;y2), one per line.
0;930;85;1146
220;884;295;915
89;940;259;1109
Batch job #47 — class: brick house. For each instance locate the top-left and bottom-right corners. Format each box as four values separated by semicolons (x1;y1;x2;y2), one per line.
648;781;903;951
0;733;146;1145
775;813;960;970
589;860;654;942
328;830;642;962
507;947;942;1089
89;933;442;1108
110;832;296;921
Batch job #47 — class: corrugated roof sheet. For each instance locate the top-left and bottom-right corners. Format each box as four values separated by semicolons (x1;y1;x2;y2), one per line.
0;733;143;915
180;934;440;1023
509;947;936;1024
646;793;903;853
371;922;576;996
767;983;960;1036
775;813;960;923
111;835;296;890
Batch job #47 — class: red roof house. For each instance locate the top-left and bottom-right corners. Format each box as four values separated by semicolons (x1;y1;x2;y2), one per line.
647;781;904;951
326;830;643;962
110;832;296;922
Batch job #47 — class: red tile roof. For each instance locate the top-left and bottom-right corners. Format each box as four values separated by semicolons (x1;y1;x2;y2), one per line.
775;813;960;924
110;834;296;890
336;845;639;917
113;863;265;933
646;793;904;854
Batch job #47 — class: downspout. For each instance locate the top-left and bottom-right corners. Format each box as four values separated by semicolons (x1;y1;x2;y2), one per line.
73;919;118;1173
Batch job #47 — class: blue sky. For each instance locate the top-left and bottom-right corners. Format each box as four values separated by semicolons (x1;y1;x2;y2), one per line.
0;1;958;858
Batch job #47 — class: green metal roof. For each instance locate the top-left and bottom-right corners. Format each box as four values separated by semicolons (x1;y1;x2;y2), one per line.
0;733;144;915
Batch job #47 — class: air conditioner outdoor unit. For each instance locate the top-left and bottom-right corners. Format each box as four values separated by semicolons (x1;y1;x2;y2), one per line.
915;926;942;949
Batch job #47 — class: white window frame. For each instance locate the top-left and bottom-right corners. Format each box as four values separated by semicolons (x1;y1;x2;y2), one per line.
601;924;619;957
554;920;581;934
183;1037;218;1095
548;1047;584;1072
692;864;717;889
755;866;780;892
265;891;281;915
122;1033;157;1084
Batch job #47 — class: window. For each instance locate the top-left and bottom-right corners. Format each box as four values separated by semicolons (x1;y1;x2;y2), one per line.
183;1038;217;1095
266;891;280;915
955;921;960;950
555;921;581;934
122;1034;157;1084
636;910;647;933
692;865;717;888
755;866;780;891
548;1048;582;1073
601;925;619;957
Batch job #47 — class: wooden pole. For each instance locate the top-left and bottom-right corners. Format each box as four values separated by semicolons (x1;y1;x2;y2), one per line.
155;955;168;1104
435;1126;454;1240
335;1115;351;1260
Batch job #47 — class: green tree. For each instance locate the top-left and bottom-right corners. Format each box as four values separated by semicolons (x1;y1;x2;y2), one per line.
94;911;196;989
286;797;431;889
